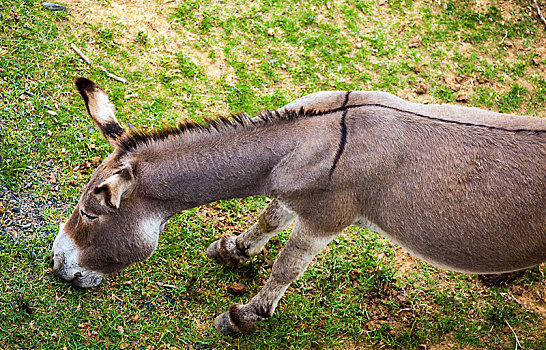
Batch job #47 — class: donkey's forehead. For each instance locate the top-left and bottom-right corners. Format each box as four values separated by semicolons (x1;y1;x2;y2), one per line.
86;153;124;183
77;154;123;204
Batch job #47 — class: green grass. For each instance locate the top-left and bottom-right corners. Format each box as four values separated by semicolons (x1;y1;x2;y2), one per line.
1;0;545;348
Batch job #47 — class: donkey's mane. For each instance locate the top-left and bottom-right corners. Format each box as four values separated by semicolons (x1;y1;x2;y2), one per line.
117;108;315;155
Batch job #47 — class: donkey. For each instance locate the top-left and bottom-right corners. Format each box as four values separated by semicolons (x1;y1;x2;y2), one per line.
51;78;546;335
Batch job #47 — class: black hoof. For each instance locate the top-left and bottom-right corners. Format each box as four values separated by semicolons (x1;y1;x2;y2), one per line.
214;312;241;336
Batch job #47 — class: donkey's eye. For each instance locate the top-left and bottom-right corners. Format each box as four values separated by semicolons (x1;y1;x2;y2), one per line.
80;209;99;220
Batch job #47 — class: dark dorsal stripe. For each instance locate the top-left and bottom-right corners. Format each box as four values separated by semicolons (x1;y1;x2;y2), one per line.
117;96;544;157
310;103;545;133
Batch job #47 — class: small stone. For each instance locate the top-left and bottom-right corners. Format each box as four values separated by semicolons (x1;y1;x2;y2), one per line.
504;40;513;47
456;92;470;102
47;110;57;116
409;37;422;48
477;76;488;84
415;83;428;95
267;28;275;36
194;345;211;350
355;42;362;49
42;2;67;11
449;83;461;92
226;282;248;295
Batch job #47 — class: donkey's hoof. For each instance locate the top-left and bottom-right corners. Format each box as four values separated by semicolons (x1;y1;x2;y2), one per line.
214;312;241;336
206;240;222;262
206;235;243;266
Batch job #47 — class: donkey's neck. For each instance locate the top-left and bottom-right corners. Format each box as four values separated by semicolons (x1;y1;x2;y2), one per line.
131;119;303;216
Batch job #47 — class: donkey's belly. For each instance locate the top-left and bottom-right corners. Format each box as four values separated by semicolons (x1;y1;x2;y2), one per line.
352;216;543;274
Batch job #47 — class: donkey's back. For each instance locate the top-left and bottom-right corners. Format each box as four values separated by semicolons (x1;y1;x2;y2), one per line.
274;91;546;274
53;80;545;335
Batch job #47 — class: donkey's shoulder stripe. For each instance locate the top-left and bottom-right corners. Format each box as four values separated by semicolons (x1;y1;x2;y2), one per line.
328;109;348;179
327;91;352;179
342;91;352;107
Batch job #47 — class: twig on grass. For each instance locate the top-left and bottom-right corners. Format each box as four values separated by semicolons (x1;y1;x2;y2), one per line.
532;0;546;29
99;66;128;83
505;319;522;350
70;42;128;83
70;43;91;65
124;93;139;100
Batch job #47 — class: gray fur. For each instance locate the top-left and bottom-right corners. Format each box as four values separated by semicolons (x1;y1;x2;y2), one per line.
51;79;545;335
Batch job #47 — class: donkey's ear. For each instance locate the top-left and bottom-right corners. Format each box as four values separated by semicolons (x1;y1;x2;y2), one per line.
75;77;127;148
93;165;134;209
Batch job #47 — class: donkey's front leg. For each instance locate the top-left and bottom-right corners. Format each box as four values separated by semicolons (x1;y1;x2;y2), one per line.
207;199;295;266
214;219;337;335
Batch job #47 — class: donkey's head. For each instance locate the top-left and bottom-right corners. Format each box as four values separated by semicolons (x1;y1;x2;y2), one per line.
51;78;165;288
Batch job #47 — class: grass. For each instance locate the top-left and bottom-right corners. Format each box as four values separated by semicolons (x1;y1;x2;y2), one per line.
1;0;545;348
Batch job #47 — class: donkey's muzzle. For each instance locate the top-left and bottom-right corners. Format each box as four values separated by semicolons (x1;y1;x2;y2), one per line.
51;224;104;288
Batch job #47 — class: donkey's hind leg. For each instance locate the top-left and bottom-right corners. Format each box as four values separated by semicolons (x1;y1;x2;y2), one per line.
214;218;337;335
206;199;296;267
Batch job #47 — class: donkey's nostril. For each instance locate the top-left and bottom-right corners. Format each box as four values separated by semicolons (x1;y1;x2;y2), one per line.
74;272;83;278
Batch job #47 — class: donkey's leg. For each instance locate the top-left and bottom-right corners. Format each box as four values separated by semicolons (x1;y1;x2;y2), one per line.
214;219;337;335
207;199;295;266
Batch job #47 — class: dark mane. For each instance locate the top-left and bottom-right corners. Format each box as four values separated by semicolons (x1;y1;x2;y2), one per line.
117;108;314;156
